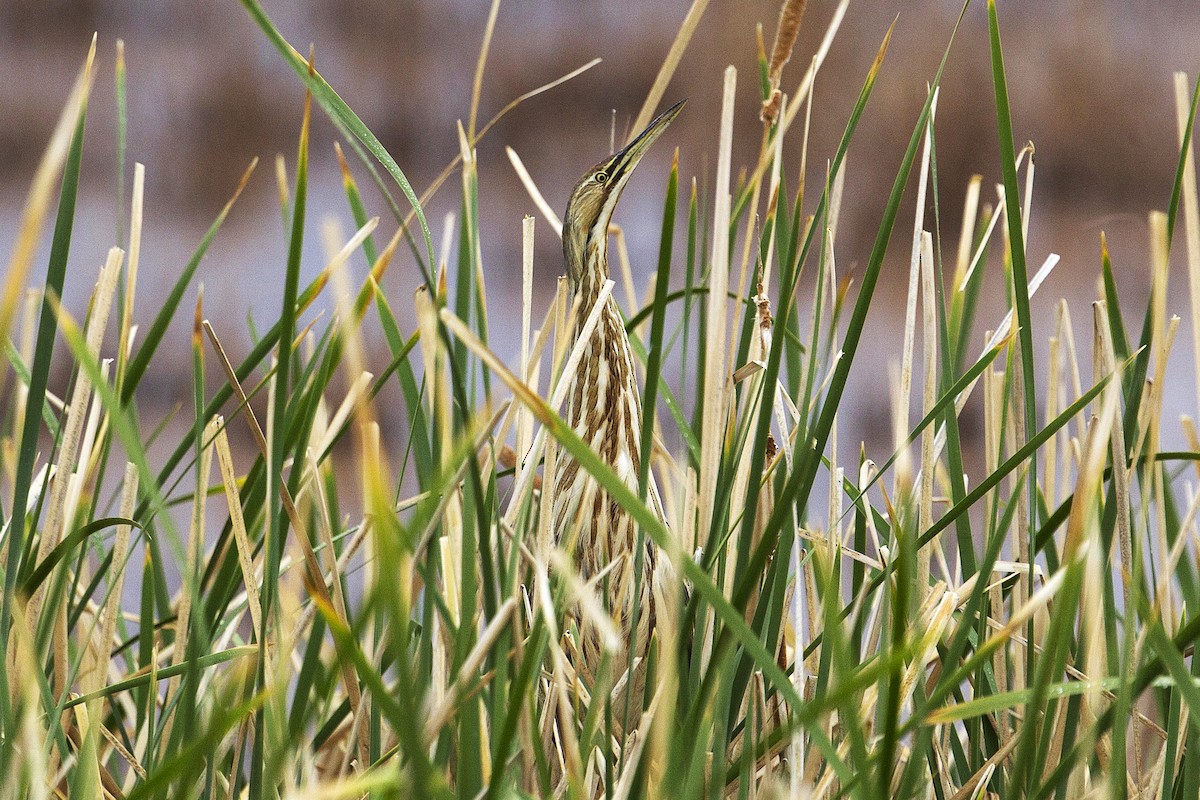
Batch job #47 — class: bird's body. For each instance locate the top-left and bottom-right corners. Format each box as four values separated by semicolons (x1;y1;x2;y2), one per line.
551;101;684;686
551;283;662;673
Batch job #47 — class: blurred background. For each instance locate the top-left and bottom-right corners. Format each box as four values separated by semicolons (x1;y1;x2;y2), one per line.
3;0;1200;470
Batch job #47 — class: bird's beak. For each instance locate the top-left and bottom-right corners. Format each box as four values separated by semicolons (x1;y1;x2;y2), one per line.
608;99;686;186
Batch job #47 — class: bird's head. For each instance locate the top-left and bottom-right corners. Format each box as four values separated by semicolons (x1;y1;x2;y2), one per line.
563;99;685;289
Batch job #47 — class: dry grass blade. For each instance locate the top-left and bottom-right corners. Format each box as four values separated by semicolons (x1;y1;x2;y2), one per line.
918;231;938;600
212;419;265;640
31;247;123;641
895;93;937;500
1173;73;1200;416
92;462;138;698
467;0;502;141
117;163;145;387
697;65;737;546
519;215;535;461
506;147;564;236
629;0;710;139
424;597;518;744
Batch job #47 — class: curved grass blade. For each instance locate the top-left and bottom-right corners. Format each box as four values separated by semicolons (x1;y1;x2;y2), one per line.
18;517;138;596
238;0;437;278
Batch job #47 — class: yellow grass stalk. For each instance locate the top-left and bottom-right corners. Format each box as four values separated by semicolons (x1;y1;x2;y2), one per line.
313;371;373;459
331;216;406;770
93;462;138;702
1053;299;1087;453
320;216;348;264
698;65;737;555
918;231;938;602
1183;417;1200;479
1045;329;1061;509
629;0;711;137
212;419;264;642
1008;363;1031;697
1020;144;1035;247
950;175;983;292
505;147;563;236
63;358;110;538
271;155;290;224
414;285;458;661
518;216;535;460
35;250;123;702
537;278;572;557
898;588;955;715
11;600;49;799
789;541;807;797
491;285;562;470
896;92;938;504
960;147;1032;290
300;449;352;640
681;465;699;559
980;353;1009;732
117;162;145;383
612;690;664;800
433;530;458;710
889;362;912;499
1064;370;1121;795
957;196;1003;291
424;596;518;745
1175;73;1200;416
948;752;1006;800
827;429;840;548
1142;214;1177;460
1093;304;1133;607
33;248;122;574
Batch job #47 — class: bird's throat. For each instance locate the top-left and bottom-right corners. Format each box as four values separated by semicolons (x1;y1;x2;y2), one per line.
569;238;610;314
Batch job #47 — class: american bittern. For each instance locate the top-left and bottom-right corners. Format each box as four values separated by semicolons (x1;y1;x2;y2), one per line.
552;100;684;689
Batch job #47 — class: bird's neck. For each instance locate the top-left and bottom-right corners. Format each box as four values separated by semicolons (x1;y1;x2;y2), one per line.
567;237;610;313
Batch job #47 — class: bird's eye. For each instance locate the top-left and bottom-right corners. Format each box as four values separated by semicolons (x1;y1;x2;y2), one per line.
595;170;609;184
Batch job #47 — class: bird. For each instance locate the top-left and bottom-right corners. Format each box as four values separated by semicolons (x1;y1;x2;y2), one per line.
550;100;684;700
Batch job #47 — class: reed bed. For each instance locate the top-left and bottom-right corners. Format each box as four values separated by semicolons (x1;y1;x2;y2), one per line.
3;1;1200;798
